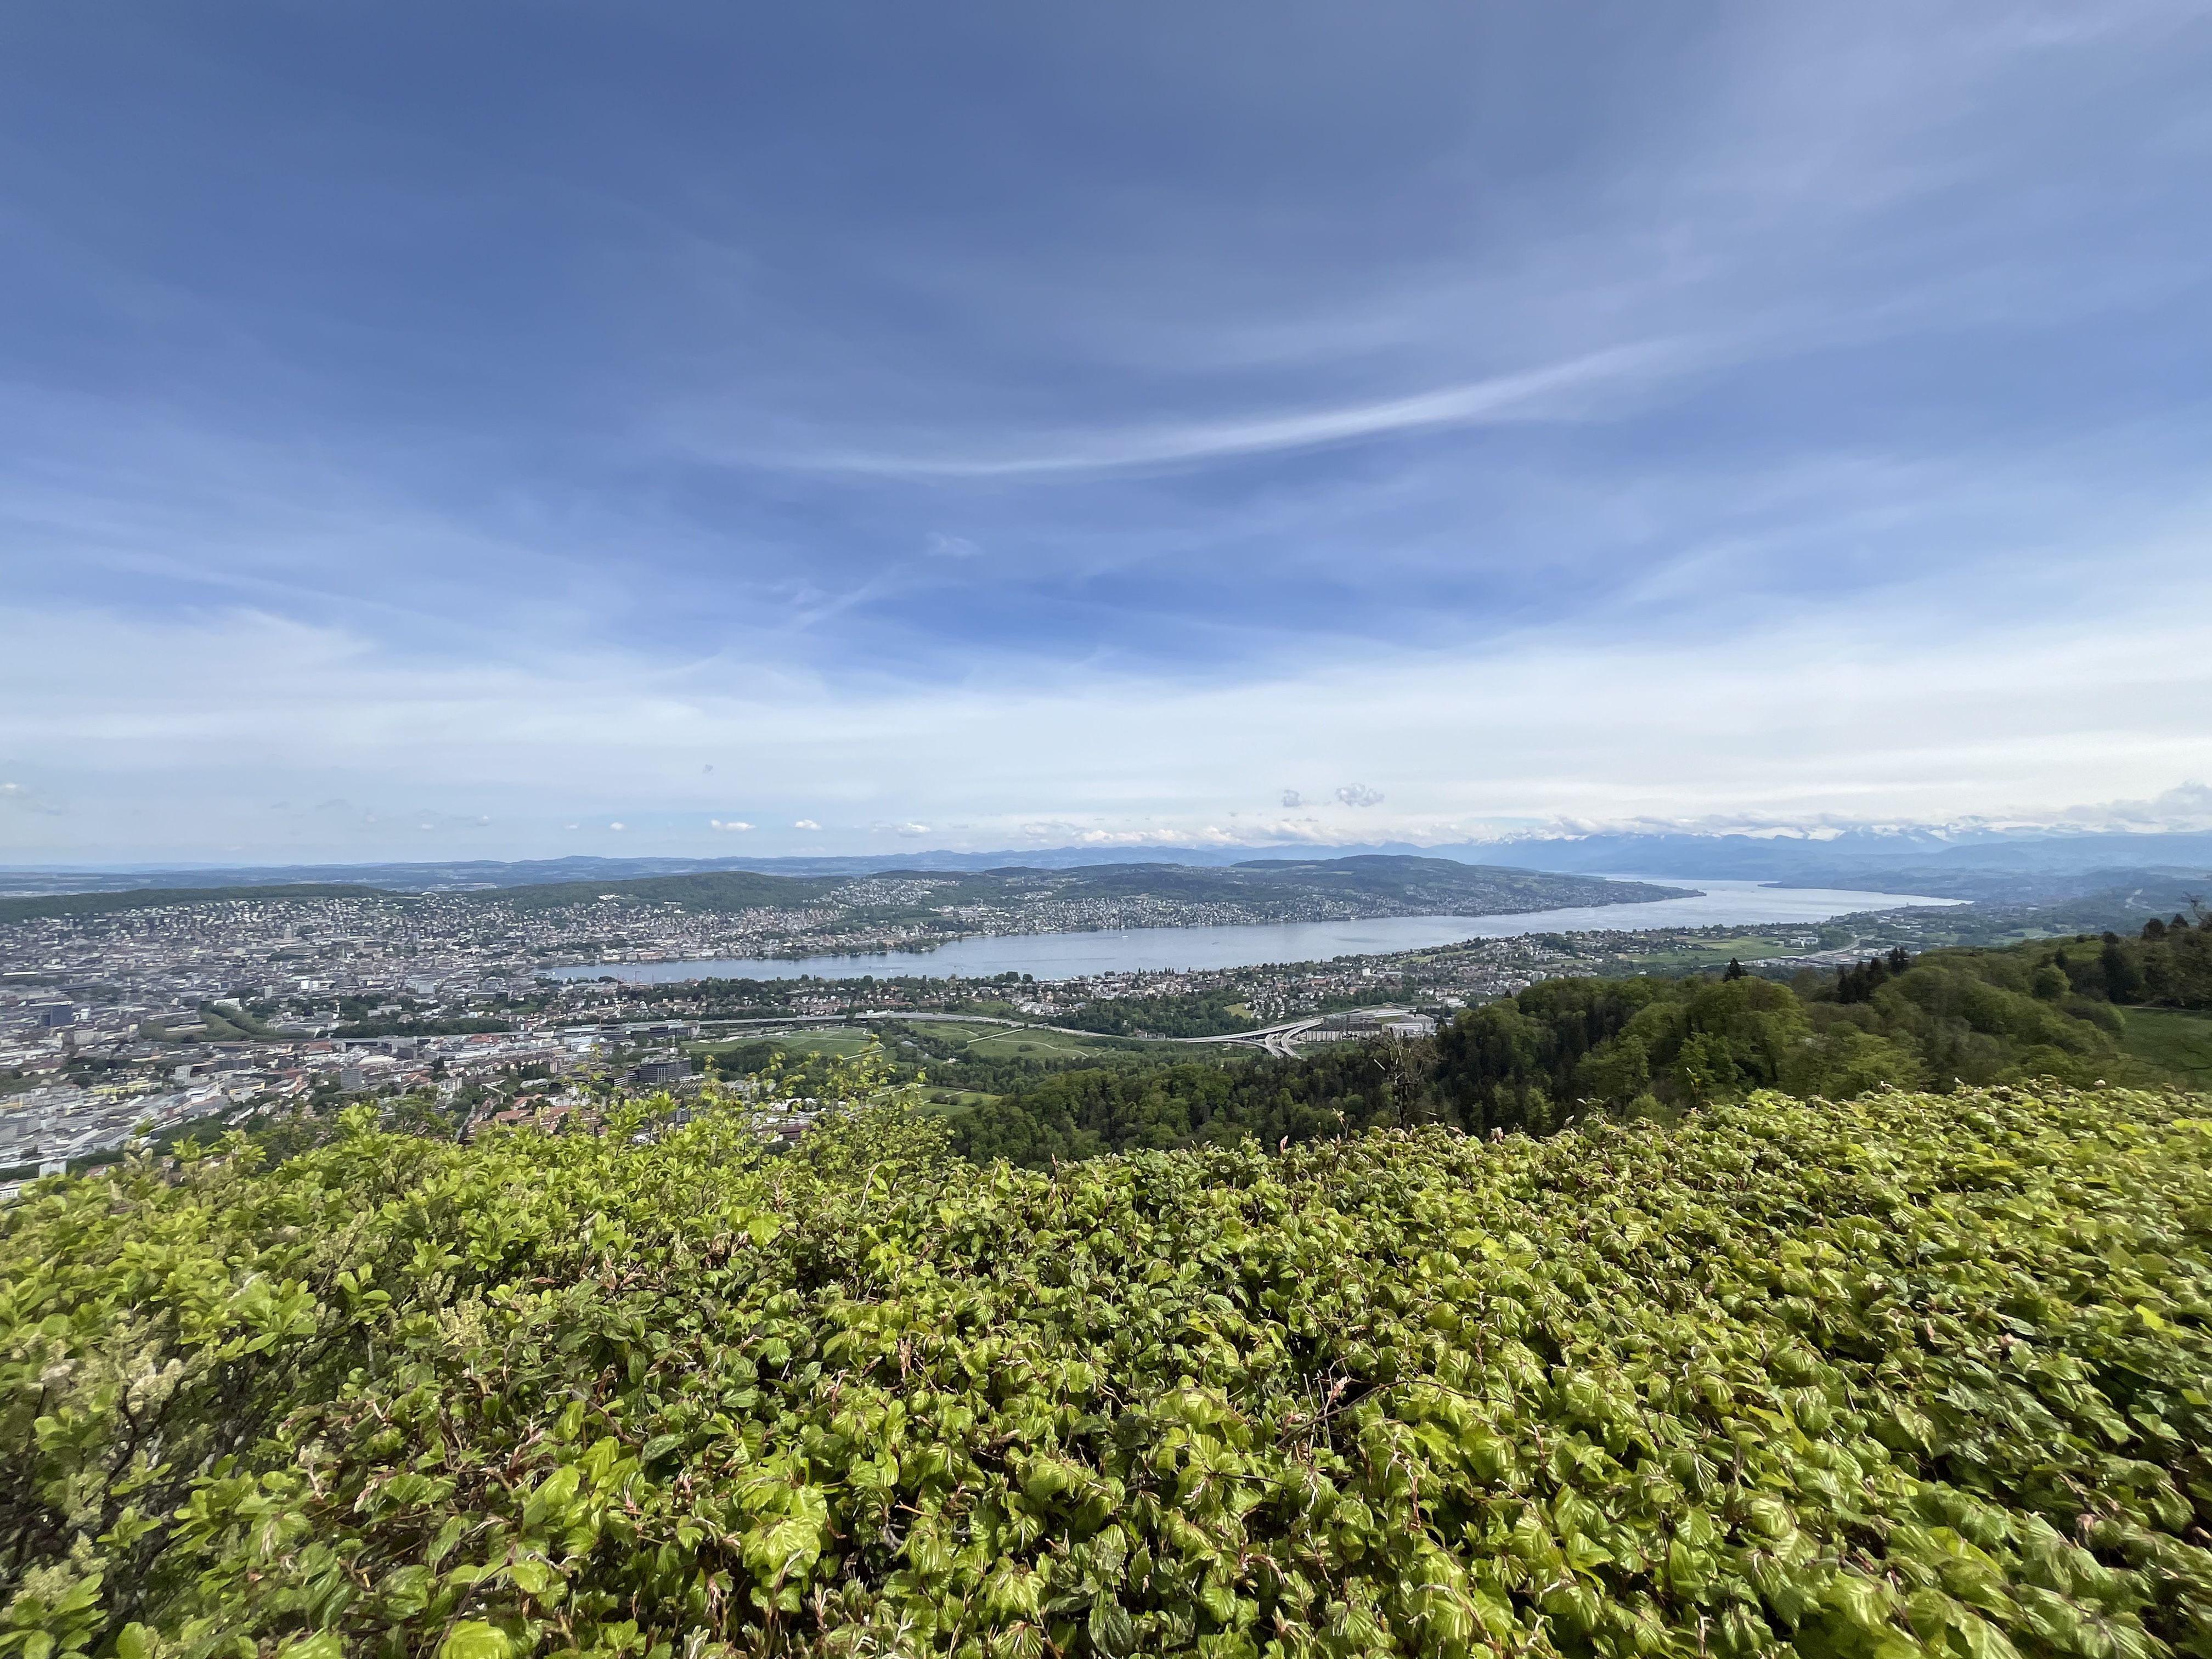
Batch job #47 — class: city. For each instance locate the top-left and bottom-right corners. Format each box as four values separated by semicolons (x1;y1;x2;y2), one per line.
1;877;1989;1179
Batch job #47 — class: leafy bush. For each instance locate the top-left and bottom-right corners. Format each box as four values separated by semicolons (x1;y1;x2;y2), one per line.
1052;992;1263;1040
961;943;2193;1168
4;1071;2209;1659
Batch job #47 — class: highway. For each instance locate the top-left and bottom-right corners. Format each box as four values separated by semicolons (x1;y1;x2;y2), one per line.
636;1006;1409;1058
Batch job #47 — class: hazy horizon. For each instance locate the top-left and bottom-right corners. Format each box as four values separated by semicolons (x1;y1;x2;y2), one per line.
8;800;2212;881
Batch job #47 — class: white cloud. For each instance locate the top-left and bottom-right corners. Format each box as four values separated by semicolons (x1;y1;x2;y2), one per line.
1018;821;1235;847
789;341;1695;479
709;818;754;832
2050;780;2212;833
1280;788;1303;808
1334;784;1385;808
0;585;2208;860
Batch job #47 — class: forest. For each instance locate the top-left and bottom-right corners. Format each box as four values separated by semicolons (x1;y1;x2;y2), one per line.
950;918;2212;1167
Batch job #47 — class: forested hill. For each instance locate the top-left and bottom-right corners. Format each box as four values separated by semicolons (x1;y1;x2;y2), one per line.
486;857;1688;919
953;916;2212;1166
5;1081;2207;1656
0;857;1683;928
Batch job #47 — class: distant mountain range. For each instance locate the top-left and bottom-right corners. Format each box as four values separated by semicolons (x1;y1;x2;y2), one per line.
3;826;2209;901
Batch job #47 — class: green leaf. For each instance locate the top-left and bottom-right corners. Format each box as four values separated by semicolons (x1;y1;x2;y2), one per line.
1088;1598;1138;1658
438;1622;511;1659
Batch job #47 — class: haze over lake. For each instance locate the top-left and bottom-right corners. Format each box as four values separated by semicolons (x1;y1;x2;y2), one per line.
544;878;1965;984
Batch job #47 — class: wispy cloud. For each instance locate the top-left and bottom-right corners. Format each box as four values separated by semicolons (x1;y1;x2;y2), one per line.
773;341;1697;479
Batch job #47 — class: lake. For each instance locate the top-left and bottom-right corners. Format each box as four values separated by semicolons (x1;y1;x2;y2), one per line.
541;877;1965;984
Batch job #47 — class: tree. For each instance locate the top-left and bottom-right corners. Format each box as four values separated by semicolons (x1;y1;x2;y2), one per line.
1573;1034;1651;1104
1673;1029;1744;1105
2102;938;2145;1003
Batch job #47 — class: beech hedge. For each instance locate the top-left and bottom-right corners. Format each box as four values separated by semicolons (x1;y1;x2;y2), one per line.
3;1071;2209;1659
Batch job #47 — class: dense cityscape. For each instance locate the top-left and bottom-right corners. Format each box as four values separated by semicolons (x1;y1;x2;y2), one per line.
1;873;1993;1180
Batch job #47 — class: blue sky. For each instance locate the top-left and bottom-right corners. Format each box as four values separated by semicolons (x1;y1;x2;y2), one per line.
3;2;2210;863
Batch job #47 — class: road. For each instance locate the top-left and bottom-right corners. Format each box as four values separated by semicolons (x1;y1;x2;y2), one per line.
862;1007;1395;1057
629;1006;1411;1058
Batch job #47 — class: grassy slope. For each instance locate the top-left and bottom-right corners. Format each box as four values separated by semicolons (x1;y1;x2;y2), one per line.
2121;1005;2212;1084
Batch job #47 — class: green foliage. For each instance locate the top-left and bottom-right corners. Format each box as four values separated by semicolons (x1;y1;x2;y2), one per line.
194;1003;286;1043
5;1075;2210;1658
702;1023;1225;1106
1052;991;1262;1039
958;940;2192;1168
952;1063;1300;1164
2083;919;2212;1010
952;1035;1452;1166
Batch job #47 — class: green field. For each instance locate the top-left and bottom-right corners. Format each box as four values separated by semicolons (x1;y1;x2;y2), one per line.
758;1028;881;1058
691;1026;879;1064
915;1087;995;1115
942;1024;1148;1060
692;1020;1171;1108
1617;932;1818;972
2119;1005;2212;1083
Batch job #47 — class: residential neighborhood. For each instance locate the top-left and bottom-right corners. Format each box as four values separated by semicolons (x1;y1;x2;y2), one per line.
1;879;1974;1181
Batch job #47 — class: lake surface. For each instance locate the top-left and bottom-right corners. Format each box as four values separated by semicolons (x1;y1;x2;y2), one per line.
543;877;1965;984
